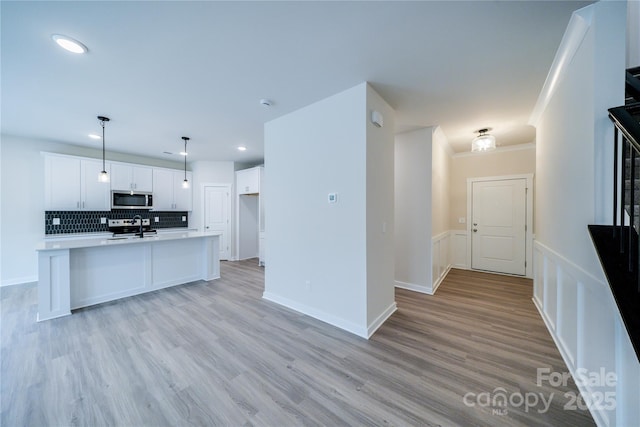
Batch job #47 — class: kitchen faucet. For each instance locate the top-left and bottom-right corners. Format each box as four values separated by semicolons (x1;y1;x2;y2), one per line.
132;214;143;238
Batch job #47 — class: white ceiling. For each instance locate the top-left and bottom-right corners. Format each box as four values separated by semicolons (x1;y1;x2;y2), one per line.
1;1;593;163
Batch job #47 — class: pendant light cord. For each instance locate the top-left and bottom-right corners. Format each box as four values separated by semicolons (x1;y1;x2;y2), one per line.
182;136;189;183
97;116;110;173
101;120;106;171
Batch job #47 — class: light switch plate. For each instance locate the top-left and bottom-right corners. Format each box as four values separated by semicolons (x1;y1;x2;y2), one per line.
154;217;159;222
100;217;107;224
182;216;186;222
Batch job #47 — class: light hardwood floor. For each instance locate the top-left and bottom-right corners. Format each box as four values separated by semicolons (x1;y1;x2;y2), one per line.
1;261;594;426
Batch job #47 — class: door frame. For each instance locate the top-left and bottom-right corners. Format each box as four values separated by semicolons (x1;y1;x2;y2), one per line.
201;183;232;260
466;174;534;278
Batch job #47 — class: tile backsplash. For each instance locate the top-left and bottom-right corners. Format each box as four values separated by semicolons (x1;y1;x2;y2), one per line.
45;210;189;235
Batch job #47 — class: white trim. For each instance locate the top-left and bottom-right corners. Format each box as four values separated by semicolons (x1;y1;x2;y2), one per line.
367;302;397;338
1;276;38;287
394;280;433;295
262;291;368;338
452;142;536;158
529;8;592;126
466;174;534;278
451;230;468;269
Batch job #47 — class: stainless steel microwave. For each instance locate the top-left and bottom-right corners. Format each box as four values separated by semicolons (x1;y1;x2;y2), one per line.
111;191;153;210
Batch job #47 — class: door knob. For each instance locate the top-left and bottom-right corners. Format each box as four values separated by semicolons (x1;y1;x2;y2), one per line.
473;223;478;226
473;229;478;232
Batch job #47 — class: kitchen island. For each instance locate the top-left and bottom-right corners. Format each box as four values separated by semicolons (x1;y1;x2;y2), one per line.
36;231;221;321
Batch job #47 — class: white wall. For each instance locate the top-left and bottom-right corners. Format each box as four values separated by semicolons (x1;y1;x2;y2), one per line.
394;126;452;295
263;82;396;338
0;134;184;286
394;128;432;294
628;0;640;68
533;2;638;426
431;127;452;291
365;85;396;332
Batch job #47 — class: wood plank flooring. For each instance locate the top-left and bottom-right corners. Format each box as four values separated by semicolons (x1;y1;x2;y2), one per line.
1;262;594;426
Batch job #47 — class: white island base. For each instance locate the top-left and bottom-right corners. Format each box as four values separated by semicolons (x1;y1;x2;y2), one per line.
36;232;220;321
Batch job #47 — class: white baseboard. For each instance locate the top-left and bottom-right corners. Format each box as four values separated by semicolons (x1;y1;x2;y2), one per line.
367;301;397;338
262;291;369;338
432;264;451;294
395;280;434;295
1;276;38;287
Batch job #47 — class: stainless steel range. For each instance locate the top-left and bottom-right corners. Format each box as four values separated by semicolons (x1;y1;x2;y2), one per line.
108;218;157;237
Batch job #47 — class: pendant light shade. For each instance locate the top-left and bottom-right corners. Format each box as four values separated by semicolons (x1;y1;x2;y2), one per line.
471;128;496;152
181;137;189;189
97;116;110;182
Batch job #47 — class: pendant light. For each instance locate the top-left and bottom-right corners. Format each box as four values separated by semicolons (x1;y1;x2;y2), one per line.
181;136;189;188
97;116;110;182
471;128;496;152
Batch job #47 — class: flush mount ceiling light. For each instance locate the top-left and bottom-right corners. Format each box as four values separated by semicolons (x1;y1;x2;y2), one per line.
471;128;496;152
51;34;88;54
97;116;110;182
181;137;190;189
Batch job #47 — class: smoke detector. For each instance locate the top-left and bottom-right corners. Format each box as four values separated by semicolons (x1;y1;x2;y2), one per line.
259;99;273;107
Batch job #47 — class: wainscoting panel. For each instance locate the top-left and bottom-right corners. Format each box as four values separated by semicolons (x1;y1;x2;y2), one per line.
533;240;640;427
451;231;468;269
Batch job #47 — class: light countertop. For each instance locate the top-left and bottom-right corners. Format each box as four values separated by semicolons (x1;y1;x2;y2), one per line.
37;231;221;251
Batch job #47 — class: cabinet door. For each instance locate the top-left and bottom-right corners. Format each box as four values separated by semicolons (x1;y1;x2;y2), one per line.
152;168;175;210
173;171;192;211
81;159;111;210
110;163;133;191
236;168;260;195
45;155;81;210
132;166;153;192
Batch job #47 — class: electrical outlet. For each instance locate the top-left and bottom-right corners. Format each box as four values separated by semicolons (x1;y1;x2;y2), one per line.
100;217;107;224
53;218;60;225
154;217;159;222
182;216;186;222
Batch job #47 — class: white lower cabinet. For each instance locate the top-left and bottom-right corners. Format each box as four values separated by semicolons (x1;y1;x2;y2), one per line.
45;154;110;211
152;168;192;211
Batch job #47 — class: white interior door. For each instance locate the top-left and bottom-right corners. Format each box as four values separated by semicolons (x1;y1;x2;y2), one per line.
204;185;231;260
471;178;527;275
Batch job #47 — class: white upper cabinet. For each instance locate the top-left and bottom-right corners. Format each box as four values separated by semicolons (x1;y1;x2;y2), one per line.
111;163;153;192
44;154;110;211
152;168;192;211
236;166;262;195
81;159;111;210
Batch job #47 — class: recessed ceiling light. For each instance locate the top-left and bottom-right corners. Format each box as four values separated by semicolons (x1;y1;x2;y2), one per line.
88;133;101;140
237;146;247;151
51;34;88;54
179;151;188;156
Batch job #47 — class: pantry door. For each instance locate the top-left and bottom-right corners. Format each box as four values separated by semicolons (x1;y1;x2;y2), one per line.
204;184;231;260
